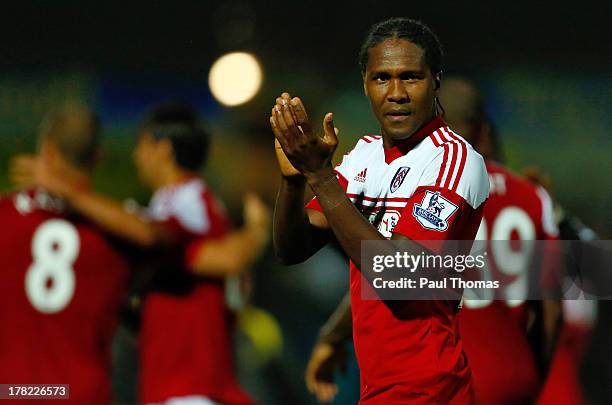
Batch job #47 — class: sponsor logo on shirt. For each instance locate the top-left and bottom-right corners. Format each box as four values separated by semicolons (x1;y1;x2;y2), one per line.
369;210;400;238
390;166;410;193
412;191;458;231
354;168;367;183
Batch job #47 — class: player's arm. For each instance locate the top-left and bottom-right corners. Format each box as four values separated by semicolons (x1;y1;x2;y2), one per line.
318;292;353;346
271;93;431;273
306;293;352;403
541;299;563;365
531;184;563;372
61;186;173;247
272;110;332;265
188;194;271;276
10;155;174;247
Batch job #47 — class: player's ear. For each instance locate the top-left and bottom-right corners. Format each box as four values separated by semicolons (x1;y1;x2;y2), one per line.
433;70;443;93
362;73;369;97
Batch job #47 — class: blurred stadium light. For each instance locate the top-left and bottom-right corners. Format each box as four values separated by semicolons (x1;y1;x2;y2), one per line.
208;52;262;106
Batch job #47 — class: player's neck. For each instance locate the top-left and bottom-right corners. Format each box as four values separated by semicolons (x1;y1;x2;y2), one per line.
382;113;438;149
156;164;196;189
54;163;92;191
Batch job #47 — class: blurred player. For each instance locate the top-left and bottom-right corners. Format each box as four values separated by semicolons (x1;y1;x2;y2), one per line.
441;77;560;404
304;77;562;404
521;167;598;405
13;103;268;405
305;294;352;403
272;19;489;404
0;106;129;404
536;300;594;405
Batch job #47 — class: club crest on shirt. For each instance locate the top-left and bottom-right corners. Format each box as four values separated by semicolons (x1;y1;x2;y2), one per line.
390;166;410;193
412;191;458;231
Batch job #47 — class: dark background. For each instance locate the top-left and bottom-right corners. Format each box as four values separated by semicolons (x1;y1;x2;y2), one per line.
0;2;609;404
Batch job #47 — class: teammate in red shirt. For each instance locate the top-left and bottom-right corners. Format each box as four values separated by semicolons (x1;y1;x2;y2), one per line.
271;19;489;404
440;77;560;404
521;168;599;405
1;106;129;404
458;161;556;404
535;300;595;405
13;103;269;405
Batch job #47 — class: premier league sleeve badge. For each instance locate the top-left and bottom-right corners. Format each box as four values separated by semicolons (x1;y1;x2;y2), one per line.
412;191;458;231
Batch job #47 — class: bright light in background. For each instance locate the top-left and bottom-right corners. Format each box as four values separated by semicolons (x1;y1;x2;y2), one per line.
208;52;262;106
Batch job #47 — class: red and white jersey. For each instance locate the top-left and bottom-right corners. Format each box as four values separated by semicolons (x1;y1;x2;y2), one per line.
458;161;560;404
462;161;558;312
0;189;129;405
139;177;253;405
307;116;489;404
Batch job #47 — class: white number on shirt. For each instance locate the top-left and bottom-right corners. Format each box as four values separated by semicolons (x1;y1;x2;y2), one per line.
25;219;80;313
464;207;535;309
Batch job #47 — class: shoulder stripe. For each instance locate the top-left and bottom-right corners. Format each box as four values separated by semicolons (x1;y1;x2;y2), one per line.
434;141;449;187
431;127;468;191
446;141;462;190
446;127;468;192
431;129;444;147
438;128;457;188
445;142;459;189
436;143;454;187
360;134;382;144
443;127;468;191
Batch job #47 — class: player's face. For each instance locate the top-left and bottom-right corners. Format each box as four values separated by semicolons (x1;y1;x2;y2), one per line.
363;39;440;145
133;132;162;188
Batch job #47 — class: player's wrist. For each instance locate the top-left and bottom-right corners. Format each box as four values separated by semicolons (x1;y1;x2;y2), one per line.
59;181;82;201
281;174;307;188
245;224;267;249
304;167;335;187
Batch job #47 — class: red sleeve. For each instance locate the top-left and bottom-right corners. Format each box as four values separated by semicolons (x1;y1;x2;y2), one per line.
183;192;232;270
393;186;485;252
304;196;323;212
150;181;227;246
157;216;195;243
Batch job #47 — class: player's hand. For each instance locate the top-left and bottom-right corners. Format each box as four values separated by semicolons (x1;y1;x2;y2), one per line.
9;154;39;190
274;138;302;179
9;154;72;197
243;193;271;252
270;92;338;182
305;341;348;403
270;93;305;179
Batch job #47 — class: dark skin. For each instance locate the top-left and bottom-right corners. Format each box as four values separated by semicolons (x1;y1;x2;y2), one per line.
271;38;442;274
364;39;441;147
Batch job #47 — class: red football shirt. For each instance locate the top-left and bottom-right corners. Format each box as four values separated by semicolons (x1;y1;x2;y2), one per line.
307;117;489;404
138;177;252;405
0;189;129;404
535;300;595;405
458;161;559;404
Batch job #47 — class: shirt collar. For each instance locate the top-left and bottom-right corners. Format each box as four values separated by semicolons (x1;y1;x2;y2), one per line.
383;115;446;164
